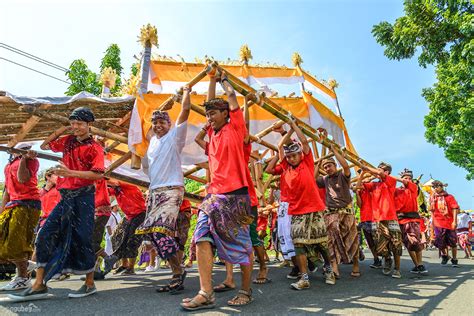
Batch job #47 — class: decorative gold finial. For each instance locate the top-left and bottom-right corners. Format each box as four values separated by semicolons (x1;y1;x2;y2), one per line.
100;67;117;89
121;74;140;96
138;23;158;48
239;44;253;64
292;52;303;67
328;78;339;89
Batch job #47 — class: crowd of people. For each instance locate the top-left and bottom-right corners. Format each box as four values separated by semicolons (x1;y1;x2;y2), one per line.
0;71;471;311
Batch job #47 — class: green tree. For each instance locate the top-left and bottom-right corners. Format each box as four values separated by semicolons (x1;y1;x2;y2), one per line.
65;59;101;96
100;44;123;95
372;0;473;179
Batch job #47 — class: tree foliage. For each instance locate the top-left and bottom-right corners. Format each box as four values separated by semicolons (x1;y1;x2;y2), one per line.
65;59;101;96
100;44;123;95
65;44;124;96
372;0;473;179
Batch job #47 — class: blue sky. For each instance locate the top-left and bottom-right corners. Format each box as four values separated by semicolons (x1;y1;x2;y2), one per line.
0;0;472;208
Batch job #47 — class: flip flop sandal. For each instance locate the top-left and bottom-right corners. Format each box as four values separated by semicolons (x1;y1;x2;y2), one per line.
351;271;361;278
213;283;236;292
156;274;181;293
227;289;254;306
181;290;216;311
169;271;187;295
252;277;272;284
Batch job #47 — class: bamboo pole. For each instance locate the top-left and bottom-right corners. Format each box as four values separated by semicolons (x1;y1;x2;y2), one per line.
7;115;42;147
104;151;132;175
187;174;206;184
184;165;202;177
20;107;128;144
104;141;121;153
156;63;216;111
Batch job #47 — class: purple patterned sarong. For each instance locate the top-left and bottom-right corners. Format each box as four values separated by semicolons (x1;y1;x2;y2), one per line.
433;226;457;250
193;193;253;265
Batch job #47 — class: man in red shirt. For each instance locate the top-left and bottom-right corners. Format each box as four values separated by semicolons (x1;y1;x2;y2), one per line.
90;178;111;279
9;107;104;301
429;180;460;266
395;169;427;274
182;72;253;310
0;143;41;291
38;168;61;228
354;170;380;269
266;118;333;290
102;180;146;276
362;162;403;279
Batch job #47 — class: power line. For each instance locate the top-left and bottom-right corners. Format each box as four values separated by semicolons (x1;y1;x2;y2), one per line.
0;43;68;72
0;57;70;85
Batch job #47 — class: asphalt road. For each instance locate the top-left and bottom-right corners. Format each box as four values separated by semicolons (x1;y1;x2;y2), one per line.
0;249;473;315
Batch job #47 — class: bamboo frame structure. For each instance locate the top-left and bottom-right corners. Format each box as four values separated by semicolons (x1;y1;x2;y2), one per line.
0;37;382;206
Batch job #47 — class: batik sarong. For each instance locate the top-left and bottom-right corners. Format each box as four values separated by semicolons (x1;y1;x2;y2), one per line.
324;206;359;264
277;202;295;259
400;221;423;252
358;221;376;251
193;192;253;265
35;185;95;282
112;212;145;259
136;186;183;260
457;229;471;250
175;211;191;251
373;220;403;257
433;226;457;250
291;212;329;264
0;201;41;262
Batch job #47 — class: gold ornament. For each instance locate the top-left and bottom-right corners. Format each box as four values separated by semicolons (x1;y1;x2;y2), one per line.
138;23;158;48
328;78;339;89
121;74;140;96
239;44;253;64
100;67;117;89
292;52;303;67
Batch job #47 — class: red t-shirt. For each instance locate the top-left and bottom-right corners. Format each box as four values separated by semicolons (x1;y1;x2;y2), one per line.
257;215;268;231
267;166;289;203
363;175;397;221
49;135;105;190
180;199;191;212
359;188;373;222
4;157;40;201
273;151;325;215
243;142;258;207
206;109;248;194
431;193;459;229
39;186;61;220
318;187;326;207
95;179;110;208
108;182;146;220
395;181;419;224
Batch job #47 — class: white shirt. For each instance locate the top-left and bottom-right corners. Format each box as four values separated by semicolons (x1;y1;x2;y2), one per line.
143;122;187;190
105;211;122;239
457;213;472;229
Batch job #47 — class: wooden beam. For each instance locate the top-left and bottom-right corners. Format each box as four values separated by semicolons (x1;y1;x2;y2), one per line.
130;153;141;170
184;165;202;177
104;141;121;153
187;174;206;184
104;151;132;175
7;115;42;147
